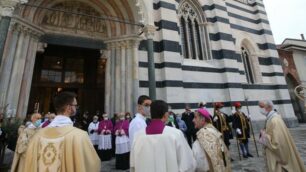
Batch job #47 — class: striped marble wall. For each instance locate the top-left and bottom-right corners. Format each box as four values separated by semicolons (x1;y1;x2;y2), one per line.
137;0;297;127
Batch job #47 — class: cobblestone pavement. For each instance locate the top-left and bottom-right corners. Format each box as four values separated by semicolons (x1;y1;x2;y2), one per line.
229;124;306;172
4;124;306;172
99;124;306;172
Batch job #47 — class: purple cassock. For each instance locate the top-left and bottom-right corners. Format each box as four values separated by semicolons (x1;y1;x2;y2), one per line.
98;119;113;161
114;120;129;136
114;119;130;170
98;120;113;134
146;119;165;135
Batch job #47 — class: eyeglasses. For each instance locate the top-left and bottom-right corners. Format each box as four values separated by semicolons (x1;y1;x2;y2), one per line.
143;104;150;107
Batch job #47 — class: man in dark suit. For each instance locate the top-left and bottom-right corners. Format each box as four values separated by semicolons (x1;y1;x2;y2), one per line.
181;104;196;147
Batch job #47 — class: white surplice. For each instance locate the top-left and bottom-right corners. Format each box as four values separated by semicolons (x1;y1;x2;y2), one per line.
88;122;99;145
98;135;112;150
115;135;130;154
128;113;147;147
192;140;210;172
130;126;196;172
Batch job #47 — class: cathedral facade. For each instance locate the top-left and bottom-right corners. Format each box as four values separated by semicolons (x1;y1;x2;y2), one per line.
0;0;298;128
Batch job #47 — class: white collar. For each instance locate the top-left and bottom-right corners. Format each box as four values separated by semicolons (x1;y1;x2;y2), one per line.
48;115;73;128
136;113;146;121
91;121;99;125
27;123;37;129
266;110;277;122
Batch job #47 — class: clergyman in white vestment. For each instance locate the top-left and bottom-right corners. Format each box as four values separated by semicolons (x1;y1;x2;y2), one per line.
130;100;196;172
129;95;151;146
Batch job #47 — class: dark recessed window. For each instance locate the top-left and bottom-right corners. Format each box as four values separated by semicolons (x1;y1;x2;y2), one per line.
241;47;255;84
41;70;62;83
178;1;211;60
64;58;84;84
40;56;84;84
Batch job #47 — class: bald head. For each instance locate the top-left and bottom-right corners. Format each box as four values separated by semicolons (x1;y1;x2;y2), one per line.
259;100;275;115
258;101;265;108
259;100;274;109
48;113;56;121
31;113;42;123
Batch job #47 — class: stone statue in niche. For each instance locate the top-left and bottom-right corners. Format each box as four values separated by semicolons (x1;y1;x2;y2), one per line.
45;11;59;26
42;1;107;36
78;16;87;30
62;13;74;28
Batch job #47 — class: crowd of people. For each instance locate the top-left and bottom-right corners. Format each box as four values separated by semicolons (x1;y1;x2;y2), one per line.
5;91;306;172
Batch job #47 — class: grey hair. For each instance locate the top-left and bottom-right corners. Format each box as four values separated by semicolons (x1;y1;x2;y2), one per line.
262;100;274;109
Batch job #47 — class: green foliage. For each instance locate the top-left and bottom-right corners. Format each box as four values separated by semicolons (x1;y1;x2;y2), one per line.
0;116;23;166
1;117;23;142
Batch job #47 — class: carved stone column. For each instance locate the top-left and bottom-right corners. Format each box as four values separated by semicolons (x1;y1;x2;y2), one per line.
125;37;140;114
105;36;141;115
5;24;28;116
125;40;133;113
114;42;121;113
2;20;43;117
17;35;41;116
0;21;19;110
0;0;28;68
120;41;126;112
130;38;140;114
109;43;116;116
143;25;157;100
104;48;111;116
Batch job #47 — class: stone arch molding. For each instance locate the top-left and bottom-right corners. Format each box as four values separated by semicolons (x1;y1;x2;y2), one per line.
39;1;109;38
235;33;261;55
239;37;263;83
177;0;207;23
176;0;212;60
17;0;149;38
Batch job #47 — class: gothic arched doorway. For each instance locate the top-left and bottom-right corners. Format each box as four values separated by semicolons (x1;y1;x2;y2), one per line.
12;0;147;117
28;44;106;117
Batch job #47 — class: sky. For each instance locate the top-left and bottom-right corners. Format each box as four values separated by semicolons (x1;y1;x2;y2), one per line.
263;0;306;44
